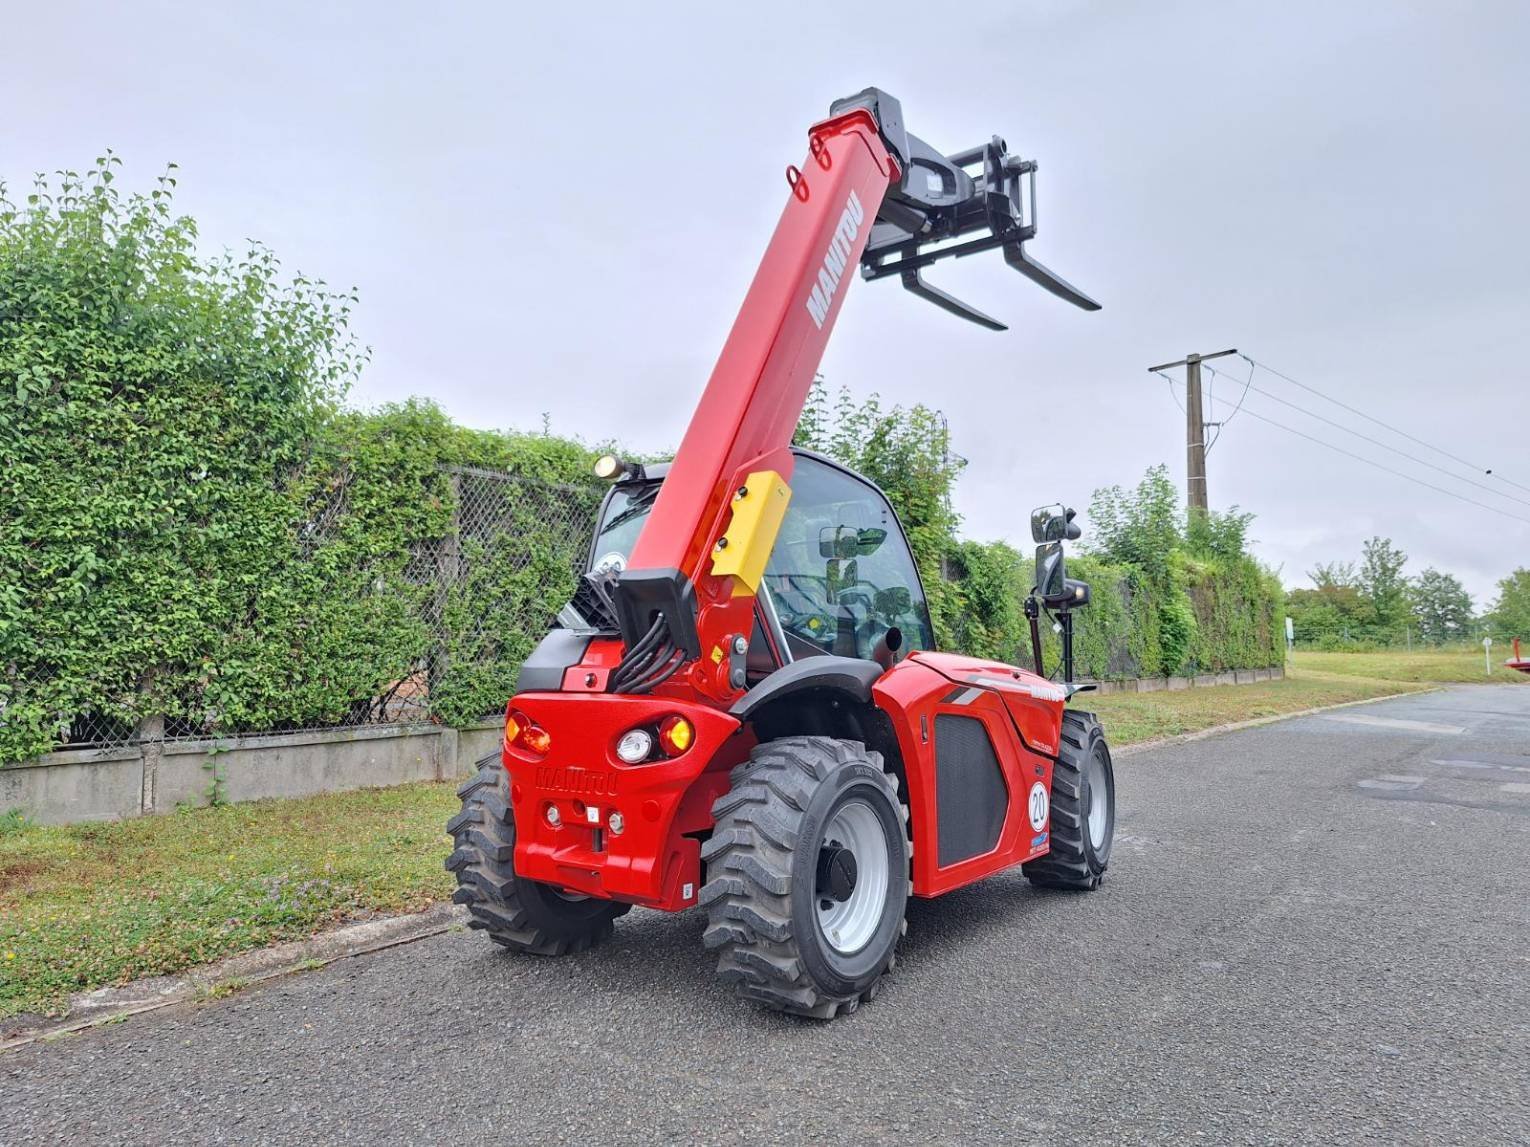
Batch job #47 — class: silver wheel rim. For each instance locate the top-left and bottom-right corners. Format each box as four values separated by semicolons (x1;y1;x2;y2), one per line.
1085;750;1110;849
815;799;890;955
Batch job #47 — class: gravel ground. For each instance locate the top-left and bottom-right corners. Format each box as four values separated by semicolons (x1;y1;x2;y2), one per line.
5;686;1528;1145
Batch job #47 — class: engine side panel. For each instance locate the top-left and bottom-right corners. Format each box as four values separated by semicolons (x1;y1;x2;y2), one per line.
873;657;1056;897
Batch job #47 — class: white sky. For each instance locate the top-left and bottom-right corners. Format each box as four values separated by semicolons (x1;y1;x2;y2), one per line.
5;1;1528;605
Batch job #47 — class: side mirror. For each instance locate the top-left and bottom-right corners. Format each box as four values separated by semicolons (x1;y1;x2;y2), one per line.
1035;541;1066;600
819;525;887;558
1049;578;1091;609
1030;504;1081;544
854;527;888;555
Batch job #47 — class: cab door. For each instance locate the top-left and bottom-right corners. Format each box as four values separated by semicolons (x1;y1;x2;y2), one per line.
761;450;935;661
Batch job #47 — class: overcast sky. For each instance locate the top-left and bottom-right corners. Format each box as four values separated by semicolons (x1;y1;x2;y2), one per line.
5;1;1528;605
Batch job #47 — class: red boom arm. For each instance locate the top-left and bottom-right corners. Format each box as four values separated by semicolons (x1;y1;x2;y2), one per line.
618;108;897;701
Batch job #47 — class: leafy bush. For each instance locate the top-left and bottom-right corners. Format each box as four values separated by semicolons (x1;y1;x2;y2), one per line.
1157;592;1199;675
1085;470;1282;676
801;385;1283;679
0;162;1286;766
0;159;363;761
0;162;600;764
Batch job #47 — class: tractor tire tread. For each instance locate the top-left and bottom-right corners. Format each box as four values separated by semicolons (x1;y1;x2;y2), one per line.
700;736;908;1019
445;753;624;956
1022;711;1111;891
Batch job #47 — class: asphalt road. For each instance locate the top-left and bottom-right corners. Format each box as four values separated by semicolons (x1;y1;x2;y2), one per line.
7;686;1530;1145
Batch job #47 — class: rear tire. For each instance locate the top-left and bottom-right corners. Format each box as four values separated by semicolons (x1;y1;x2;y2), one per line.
700;736;910;1019
1022;710;1115;890
446;755;628;955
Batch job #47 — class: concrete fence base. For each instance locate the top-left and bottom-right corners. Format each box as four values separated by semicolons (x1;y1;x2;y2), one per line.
1;720;503;826
5;665;1287;825
1081;665;1284;695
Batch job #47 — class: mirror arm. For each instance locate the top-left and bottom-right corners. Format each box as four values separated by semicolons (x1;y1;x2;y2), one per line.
1024;594;1044;676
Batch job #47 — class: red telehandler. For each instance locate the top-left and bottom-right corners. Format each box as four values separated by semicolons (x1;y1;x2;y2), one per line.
447;88;1114;1017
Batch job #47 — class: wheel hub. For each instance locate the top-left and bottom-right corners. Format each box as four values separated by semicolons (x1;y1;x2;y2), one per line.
1085;748;1110;850
817;843;859;903
814;799;890;956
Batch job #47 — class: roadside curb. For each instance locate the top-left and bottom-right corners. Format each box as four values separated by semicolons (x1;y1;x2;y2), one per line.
1111;686;1439;758
1;903;470;1053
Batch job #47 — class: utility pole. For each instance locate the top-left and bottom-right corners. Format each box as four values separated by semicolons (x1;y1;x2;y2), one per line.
1147;348;1238;514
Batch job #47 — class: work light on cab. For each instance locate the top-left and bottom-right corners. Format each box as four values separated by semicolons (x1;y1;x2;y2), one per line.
659;715;694;756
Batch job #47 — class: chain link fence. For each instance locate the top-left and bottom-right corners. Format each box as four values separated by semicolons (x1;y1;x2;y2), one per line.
35;467;601;757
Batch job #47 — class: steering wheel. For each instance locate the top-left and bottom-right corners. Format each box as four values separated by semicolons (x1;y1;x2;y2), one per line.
765;574;839;648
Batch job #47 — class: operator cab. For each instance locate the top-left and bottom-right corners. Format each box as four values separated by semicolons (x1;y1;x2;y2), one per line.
587;449;934;683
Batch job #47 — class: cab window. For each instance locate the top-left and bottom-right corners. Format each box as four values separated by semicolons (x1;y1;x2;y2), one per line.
763;455;934;660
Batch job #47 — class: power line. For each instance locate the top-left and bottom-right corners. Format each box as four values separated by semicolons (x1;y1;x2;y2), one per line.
1207;360;1255;430
1241;354;1530;496
1159;370;1186;415
1202;360;1255;453
1163;376;1530;528
1222;372;1530;511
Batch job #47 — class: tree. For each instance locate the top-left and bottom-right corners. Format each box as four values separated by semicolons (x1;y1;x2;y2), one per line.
1407;568;1474;644
1486;568;1530;638
794;379;967;647
1087;465;1182;579
1358;536;1409;629
1307;561;1357;590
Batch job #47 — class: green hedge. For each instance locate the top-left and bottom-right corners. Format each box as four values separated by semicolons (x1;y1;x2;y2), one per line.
908;465;1284;680
940;549;1282;681
1;164;1283;766
0;163;603;764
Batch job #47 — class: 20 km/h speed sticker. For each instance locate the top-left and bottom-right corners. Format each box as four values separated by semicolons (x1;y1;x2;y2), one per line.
1027;781;1050;831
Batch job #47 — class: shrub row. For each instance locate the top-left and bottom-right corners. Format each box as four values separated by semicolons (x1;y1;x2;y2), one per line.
1;164;1280;767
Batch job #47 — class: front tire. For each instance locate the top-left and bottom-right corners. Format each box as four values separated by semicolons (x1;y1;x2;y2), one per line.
1023;710;1115;890
700;736;910;1019
446;755;628;955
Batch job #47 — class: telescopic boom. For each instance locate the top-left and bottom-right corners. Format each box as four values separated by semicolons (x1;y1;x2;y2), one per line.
610;87;1098;703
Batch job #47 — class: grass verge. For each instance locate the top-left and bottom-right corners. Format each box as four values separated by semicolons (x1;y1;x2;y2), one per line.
1291;647;1529;685
0;660;1461;1021
1;784;457;1021
1087;665;1425;745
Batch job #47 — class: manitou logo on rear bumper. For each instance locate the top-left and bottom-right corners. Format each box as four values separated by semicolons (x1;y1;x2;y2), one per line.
804;190;865;329
535;765;616;797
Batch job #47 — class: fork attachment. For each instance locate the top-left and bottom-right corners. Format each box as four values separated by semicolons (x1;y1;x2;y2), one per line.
831;87;1101;329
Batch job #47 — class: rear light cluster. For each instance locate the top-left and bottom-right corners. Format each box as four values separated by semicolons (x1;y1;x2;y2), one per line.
504;708;551;756
614;715;694;764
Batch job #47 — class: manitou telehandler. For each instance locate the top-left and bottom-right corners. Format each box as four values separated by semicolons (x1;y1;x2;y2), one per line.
447;87;1115;1018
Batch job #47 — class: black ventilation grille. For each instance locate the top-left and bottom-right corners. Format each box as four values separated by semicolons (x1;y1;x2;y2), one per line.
934;714;1009;866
